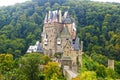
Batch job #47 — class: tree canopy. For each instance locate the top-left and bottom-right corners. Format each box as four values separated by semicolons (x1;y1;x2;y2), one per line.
0;0;120;79
0;0;120;60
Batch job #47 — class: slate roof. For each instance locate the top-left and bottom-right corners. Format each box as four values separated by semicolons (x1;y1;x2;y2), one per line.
63;16;73;24
71;37;80;50
27;41;44;53
35;41;44;53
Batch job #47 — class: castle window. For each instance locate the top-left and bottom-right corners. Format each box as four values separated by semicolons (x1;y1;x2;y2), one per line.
67;47;69;49
57;38;61;45
66;38;68;40
45;44;47;46
72;39;75;44
44;39;48;45
46;33;48;38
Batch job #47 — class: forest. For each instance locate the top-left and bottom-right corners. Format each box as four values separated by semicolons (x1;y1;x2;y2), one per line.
0;0;120;79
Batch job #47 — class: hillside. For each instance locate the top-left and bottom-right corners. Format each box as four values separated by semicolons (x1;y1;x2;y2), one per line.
1;53;120;79
0;0;120;60
73;53;120;79
1;0;120;79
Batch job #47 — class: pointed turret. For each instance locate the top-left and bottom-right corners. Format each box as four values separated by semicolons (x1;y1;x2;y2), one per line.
59;10;62;23
52;10;58;22
63;11;73;24
72;22;76;31
48;11;52;22
44;13;48;23
63;11;68;19
72;22;76;39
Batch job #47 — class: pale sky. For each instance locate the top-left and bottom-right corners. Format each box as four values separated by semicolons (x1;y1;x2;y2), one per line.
0;0;120;7
0;0;30;7
91;0;120;3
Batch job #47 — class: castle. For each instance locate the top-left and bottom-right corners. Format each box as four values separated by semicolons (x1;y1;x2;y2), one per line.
27;10;83;69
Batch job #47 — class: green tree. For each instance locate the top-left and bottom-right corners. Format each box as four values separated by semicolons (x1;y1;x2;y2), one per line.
96;65;107;78
0;54;13;74
74;71;97;80
18;53;43;80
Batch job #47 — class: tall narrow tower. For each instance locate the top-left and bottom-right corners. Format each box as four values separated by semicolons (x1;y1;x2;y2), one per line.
59;10;62;23
41;10;63;57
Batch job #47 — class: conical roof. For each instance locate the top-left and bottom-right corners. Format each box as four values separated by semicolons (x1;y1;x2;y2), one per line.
63;16;73;24
70;37;80;50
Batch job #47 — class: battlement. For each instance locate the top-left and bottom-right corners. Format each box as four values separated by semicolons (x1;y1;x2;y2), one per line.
44;10;74;24
44;10;62;23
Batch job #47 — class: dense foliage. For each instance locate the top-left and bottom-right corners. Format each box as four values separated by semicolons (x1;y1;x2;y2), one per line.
0;53;65;80
73;54;120;80
0;0;120;60
0;0;120;79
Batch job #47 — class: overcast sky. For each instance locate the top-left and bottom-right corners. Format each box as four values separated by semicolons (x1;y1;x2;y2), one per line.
0;0;30;6
91;0;120;3
0;0;120;7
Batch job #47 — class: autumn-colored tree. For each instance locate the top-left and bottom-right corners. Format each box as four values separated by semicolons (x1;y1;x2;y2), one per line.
41;55;51;65
72;77;80;80
0;54;13;74
73;71;96;80
44;62;62;80
0;73;4;80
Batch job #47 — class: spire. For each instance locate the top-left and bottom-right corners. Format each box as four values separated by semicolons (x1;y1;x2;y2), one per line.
63;11;68;19
48;11;52;22
72;22;76;31
52;10;58;22
44;13;48;23
63;11;73;24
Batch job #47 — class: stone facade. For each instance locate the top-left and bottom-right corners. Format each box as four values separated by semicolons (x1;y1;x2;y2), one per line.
41;10;83;68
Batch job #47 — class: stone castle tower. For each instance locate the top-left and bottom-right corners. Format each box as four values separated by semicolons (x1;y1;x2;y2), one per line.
41;10;83;68
41;10;77;55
